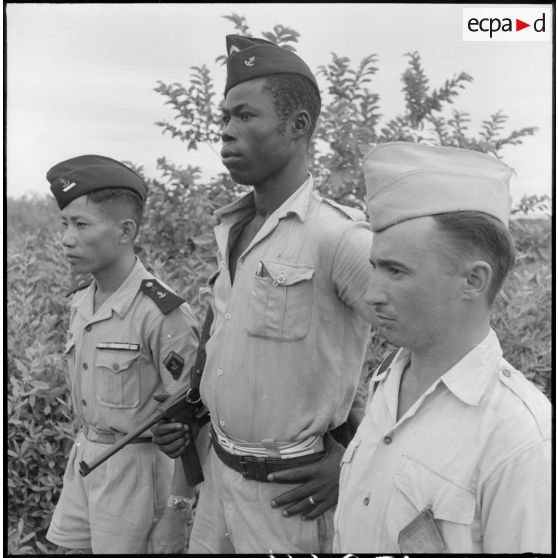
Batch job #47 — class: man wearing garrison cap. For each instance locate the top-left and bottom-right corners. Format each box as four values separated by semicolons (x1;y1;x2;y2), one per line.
44;155;200;553
152;35;376;553
333;142;551;553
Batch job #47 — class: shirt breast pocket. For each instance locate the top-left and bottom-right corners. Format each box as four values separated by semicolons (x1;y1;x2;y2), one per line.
245;261;314;341
95;349;141;408
387;456;476;553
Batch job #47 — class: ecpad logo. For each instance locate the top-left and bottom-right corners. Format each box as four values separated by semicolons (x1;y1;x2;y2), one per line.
463;8;551;41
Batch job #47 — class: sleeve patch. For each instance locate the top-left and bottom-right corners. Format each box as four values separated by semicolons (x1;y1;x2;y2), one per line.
163;351;185;380
140;279;185;314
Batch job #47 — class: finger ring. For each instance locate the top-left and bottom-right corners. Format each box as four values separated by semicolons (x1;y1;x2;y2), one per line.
308;495;317;506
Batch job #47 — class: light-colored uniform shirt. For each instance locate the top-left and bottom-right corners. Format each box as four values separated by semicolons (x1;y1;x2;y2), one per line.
334;329;551;554
200;175;375;443
65;257;199;433
47;257;200;553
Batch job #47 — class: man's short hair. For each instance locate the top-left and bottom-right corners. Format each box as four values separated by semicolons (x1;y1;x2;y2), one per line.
433;211;516;305
87;187;144;235
262;73;321;143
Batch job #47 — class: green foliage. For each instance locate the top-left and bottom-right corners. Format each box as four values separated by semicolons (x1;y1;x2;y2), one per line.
7;14;550;554
7;236;77;554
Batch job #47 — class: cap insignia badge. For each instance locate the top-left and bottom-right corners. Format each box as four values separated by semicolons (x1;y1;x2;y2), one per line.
59;178;77;192
244;56;256;67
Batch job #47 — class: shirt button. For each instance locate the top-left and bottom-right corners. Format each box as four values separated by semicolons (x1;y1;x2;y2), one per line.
113;363;120;371
363;496;370;506
82;363;88;370
503;369;511;377
224;313;231;320
383;435;392;445
217;369;223;376
85;325;92;332
219;420;225;428
272;281;279;287
81;399;86;406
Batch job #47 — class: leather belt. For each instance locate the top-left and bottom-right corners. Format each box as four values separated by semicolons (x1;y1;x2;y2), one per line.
81;425;152;445
211;427;325;482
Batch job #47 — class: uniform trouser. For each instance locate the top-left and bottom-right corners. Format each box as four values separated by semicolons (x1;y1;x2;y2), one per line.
189;444;334;554
46;431;173;554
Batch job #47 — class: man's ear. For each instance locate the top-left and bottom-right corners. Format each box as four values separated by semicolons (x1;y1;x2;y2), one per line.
291;109;311;139
120;218;137;244
462;260;492;301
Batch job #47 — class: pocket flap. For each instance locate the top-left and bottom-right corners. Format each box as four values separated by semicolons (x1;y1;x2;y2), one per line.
96;350;141;374
262;261;314;286
394;456;476;524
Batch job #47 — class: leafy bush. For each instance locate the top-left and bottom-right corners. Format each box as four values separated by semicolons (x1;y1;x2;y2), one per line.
492;216;552;395
7;236;77;554
6;194;61;247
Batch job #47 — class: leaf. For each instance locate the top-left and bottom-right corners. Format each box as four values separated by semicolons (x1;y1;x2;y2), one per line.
30;381;50;391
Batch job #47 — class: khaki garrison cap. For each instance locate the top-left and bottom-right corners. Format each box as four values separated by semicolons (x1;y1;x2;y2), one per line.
363;142;514;232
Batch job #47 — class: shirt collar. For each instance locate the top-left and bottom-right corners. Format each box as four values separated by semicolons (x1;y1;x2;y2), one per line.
71;257;151;320
372;348;409;384
441;329;503;406
372;330;503;407
214;174;314;224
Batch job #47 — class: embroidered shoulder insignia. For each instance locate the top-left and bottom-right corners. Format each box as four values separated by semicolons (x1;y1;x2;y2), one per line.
163;351;185;380
66;276;94;297
140;279;185;315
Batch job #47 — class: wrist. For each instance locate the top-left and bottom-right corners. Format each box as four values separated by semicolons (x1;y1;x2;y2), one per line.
167;495;195;514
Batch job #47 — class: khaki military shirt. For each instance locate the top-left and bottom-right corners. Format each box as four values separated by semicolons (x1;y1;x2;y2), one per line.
200;176;375;443
334;330;551;553
65;257;199;434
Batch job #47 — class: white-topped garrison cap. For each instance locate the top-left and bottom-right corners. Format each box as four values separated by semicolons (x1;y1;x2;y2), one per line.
363;142;514;232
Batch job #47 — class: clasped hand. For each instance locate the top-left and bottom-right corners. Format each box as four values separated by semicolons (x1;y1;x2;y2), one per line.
151;397;344;520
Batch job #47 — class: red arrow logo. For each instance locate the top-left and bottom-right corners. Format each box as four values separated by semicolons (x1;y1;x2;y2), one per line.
516;19;530;31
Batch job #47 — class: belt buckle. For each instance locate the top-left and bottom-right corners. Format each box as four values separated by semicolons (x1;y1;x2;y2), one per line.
239;456;249;479
239;455;267;481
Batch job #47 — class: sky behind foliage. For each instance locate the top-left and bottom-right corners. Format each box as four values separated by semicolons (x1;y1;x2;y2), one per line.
6;3;553;206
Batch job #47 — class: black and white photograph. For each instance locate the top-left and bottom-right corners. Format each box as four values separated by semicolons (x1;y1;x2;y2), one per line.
6;3;553;554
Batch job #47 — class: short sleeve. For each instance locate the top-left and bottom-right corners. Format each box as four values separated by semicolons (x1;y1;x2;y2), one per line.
481;439;551;553
332;221;376;321
151;302;200;395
